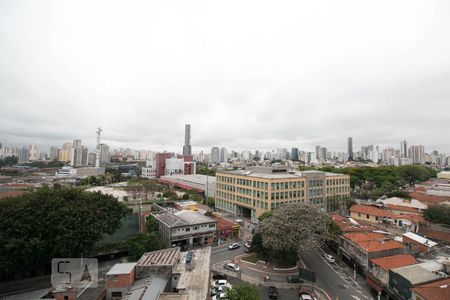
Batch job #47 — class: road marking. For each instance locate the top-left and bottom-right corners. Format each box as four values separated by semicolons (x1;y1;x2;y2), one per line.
351;295;361;300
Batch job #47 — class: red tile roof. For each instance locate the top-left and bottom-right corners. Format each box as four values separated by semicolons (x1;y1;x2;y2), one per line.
331;214;377;233
412;278;450;300
385;204;419;213
398;214;425;223
370;254;417;271
343;232;388;242
350;204;398;219
358;240;405;253
0;190;28;199
410;191;450;204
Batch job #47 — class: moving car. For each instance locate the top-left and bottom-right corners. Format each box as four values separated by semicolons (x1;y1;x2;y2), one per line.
324;253;335;263
268;286;278;299
228;242;240;250
225;262;240;272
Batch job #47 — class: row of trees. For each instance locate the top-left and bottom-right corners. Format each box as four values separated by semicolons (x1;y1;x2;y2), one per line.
0;187;131;280
423;204;450;226
318;165;437;199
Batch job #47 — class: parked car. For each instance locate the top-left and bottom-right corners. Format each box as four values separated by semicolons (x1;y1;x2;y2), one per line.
287;275;303;284
224;262;240;272
212;273;227;281
211;292;228;300
211;286;226;296
268;286;278;299
244;246;253;253
213;280;231;288
244;240;252;248
299;294;313;300
228;243;240;250
324;253;335;263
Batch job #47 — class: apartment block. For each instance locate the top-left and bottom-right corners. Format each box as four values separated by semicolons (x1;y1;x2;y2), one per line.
215;166;350;220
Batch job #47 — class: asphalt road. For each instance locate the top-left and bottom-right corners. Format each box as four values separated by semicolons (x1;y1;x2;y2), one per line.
211;244;245;264
302;250;374;300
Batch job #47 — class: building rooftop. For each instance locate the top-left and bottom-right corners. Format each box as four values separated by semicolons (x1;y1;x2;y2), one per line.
174;210;215;225
358;239;405;253
122;276;169;300
343;232;389;242
332;214;377;233
350;204;398;219
403;232;438;248
371;254;417;271
219;168;348;179
106;263;137;275
412;277;450;300
172;247;211;300
391;262;444;285
137;247;180;267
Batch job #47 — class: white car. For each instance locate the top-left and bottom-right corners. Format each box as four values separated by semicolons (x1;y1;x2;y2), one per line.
225;262;240;272
324;253;335;263
213;279;231;288
211;292;228;300
228;243;240;250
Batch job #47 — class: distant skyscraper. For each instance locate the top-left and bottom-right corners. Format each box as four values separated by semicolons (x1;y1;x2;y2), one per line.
315;145;321;159
49;147;60;161
409;145;425;164
183;124;192;155
220;147;228;163
211;147;220;164
291;148;299;161
348;137;353;161
400;140;408;158
28;144;40;161
18;147;29;163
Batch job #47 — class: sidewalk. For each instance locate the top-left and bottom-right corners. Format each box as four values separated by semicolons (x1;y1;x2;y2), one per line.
235;253;299;275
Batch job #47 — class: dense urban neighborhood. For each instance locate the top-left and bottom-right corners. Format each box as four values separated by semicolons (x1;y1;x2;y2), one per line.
1;126;450;300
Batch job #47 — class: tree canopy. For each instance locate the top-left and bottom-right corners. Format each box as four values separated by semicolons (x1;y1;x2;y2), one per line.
0;187;131;279
260;204;331;259
423;204;450;226
226;282;260;300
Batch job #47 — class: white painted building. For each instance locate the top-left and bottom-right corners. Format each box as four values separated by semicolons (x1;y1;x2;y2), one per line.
141;160;156;178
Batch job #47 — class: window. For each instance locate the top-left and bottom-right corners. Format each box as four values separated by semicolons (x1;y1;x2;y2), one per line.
366;214;369;219
185;227;190;232
358;213;361;217
194;226;198;230
112;291;122;297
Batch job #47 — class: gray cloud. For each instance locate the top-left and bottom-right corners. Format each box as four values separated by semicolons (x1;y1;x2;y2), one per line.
1;0;449;154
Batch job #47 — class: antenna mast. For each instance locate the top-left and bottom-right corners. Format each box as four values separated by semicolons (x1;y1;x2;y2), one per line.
95;127;102;168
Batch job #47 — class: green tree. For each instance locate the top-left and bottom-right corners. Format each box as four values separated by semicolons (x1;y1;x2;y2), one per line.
260;204;331;259
163;190;178;200
423;204;450;225
226;282;260;300
182;193;190;200
257;211;273;222
128;232;164;260
206;197;215;208
190;193;204;203
146;214;159;233
0;187;131;279
398;165;434;186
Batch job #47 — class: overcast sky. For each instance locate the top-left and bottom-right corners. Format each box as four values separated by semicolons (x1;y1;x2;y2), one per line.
1;0;449;154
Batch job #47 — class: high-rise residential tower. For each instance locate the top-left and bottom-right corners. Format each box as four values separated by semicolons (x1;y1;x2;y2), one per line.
183;124;192;155
348;137;353;161
400;140;408;158
291;148;299;161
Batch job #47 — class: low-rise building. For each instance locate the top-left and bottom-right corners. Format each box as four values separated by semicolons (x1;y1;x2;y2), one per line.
366;254;417;293
340;232;405;272
153;210;217;248
412;277;450;300
105;263;137;300
215;166;350;220
389;261;446;300
106;247;211;300
402;232;438;254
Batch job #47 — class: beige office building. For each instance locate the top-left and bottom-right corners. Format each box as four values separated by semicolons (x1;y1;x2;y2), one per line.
215;166;350;220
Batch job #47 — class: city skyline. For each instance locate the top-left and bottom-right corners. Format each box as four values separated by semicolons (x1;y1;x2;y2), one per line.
1;1;450;152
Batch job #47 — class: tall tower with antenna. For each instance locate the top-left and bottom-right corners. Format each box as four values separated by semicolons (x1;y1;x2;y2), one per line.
95;127;102;168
